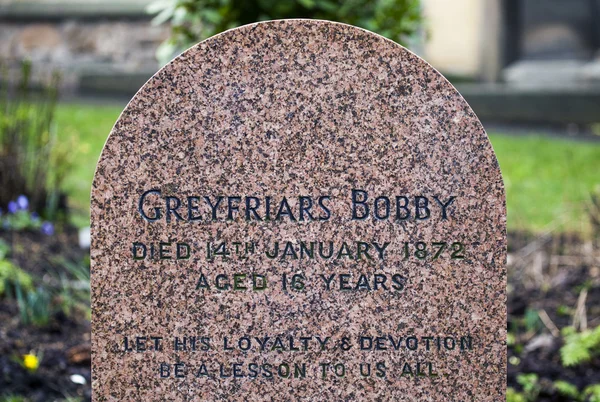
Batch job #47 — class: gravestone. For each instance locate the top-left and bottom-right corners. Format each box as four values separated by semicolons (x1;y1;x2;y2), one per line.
91;20;506;401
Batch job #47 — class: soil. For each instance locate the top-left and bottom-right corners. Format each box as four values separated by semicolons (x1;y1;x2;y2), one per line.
507;232;600;401
0;228;90;401
508;266;600;400
0;229;598;401
0;299;91;401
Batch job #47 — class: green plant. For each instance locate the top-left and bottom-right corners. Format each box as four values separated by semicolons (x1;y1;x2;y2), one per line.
583;384;600;402
0;60;73;221
15;285;51;327
554;380;580;399
62;258;90;284
550;381;600;401
523;308;542;333
147;0;423;64
0;239;8;258
0;259;33;297
557;304;572;317
54;259;90;319
2;209;39;231
507;332;516;346
560;325;600;367
0;396;29;402
516;373;541;402
590;188;600;244
506;388;527;402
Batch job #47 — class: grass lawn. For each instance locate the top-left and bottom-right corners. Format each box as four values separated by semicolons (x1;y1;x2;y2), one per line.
55;103;600;233
55;103;124;228
490;133;600;233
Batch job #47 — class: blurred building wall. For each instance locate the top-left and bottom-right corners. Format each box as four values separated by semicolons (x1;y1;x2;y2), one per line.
0;0;163;96
3;0;498;87
2;0;599;124
421;0;486;79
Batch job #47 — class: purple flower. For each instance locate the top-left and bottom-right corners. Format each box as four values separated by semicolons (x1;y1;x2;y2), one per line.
17;195;29;210
41;222;54;236
30;212;40;222
8;201;18;214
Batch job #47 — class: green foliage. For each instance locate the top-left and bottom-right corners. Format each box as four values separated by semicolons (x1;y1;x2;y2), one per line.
0;259;33;297
54;259;90;319
15;284;51;327
556;304;572;317
2;251;90;326
147;0;423;64
560;325;600;367
550;381;600;401
554;380;580;399
0;60;73;221
583;384;600;402
523;308;542;332
62;258;90;284
1;209;41;231
506;388;527;402
0;238;9;259
516;373;541;401
0;396;29;402
507;332;516;346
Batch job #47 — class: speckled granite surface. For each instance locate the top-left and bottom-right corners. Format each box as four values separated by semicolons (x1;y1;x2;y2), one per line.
91;20;506;401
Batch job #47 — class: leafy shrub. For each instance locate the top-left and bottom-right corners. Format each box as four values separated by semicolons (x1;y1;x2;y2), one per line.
560;325;600;367
0;61;73;221
148;0;423;63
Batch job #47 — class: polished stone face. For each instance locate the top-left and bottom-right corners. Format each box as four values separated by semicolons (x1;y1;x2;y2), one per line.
91;20;506;401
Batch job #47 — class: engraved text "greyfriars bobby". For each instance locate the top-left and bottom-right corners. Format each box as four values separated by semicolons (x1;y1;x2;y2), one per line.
137;189;457;223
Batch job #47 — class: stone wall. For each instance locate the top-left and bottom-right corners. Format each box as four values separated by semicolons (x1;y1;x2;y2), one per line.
0;1;167;95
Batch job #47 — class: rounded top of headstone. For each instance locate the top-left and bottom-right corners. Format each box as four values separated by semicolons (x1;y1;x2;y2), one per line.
92;19;505;401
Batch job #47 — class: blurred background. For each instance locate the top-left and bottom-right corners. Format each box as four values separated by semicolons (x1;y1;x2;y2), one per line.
0;1;599;401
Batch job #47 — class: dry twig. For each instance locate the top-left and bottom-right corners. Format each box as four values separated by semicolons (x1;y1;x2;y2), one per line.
538;309;560;337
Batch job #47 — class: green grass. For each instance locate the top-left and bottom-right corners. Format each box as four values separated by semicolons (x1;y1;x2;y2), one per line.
55;103;600;233
55;103;123;228
489;133;600;233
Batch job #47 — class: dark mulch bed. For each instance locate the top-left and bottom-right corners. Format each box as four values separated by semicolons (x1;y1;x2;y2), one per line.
0;300;91;401
508;266;600;400
0;228;91;402
0;228;84;279
507;233;600;401
0;229;598;401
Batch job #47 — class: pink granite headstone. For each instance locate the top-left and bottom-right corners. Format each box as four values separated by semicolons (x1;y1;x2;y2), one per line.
91;20;506;401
